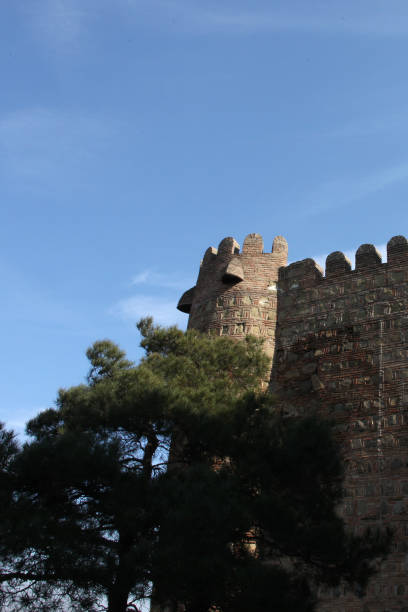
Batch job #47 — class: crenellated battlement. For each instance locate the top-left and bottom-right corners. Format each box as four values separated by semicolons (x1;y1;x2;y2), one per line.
355;243;382;269
325;251;352;277
198;233;288;262
279;235;408;290
180;233;408;320
387;234;408;263
217;236;240;258
242;232;263;254
179;234;408;314
279;258;323;286
178;233;288;315
178;233;288;358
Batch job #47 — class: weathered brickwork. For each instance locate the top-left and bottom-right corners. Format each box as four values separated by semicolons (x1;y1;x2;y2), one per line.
179;233;288;362
178;233;408;612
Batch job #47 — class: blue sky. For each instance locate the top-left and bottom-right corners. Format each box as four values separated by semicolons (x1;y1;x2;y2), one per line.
2;0;408;436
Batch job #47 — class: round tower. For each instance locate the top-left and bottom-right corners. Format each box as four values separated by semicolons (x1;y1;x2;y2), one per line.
177;233;288;368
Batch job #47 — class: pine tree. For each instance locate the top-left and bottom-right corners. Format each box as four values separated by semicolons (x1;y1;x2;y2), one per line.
0;321;389;611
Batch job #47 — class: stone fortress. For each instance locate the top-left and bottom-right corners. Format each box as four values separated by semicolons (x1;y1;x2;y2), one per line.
177;233;408;612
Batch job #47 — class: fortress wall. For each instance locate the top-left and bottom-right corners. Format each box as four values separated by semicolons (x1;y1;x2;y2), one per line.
178;233;408;612
276;237;408;611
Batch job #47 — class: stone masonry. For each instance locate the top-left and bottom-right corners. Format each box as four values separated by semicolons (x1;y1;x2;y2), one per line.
177;233;408;612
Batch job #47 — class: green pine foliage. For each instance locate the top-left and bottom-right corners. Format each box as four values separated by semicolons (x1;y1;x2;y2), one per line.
0;321;389;612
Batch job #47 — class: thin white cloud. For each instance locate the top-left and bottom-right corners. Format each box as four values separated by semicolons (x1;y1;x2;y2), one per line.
17;0;408;51
326;109;408;140
124;0;408;37
132;271;151;285
111;295;188;328
114;269;193;328
131;269;192;290
301;161;408;217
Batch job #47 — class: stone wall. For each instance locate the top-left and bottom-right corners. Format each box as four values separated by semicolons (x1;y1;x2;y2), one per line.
178;233;408;612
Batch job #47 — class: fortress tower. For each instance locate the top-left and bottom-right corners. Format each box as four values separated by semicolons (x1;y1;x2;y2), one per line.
178;233;288;365
178;233;408;612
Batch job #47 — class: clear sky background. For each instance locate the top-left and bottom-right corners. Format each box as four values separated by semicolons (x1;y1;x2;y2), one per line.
2;0;408;436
